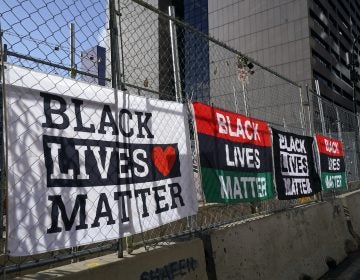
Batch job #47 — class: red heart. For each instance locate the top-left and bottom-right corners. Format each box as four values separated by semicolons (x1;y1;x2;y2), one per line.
151;146;177;177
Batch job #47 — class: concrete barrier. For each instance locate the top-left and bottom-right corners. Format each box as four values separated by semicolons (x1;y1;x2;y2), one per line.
205;201;353;280
18;238;208;280
337;188;360;239
17;188;360;280
348;181;360;190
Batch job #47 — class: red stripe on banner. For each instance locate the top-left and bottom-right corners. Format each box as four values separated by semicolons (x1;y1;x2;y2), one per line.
315;134;344;157
192;102;272;147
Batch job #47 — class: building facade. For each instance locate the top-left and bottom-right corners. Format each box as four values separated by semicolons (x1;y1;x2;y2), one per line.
208;0;360;113
114;0;210;102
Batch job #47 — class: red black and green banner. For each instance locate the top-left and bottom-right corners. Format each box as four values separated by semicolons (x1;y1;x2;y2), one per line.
272;128;321;200
315;134;347;190
192;102;274;203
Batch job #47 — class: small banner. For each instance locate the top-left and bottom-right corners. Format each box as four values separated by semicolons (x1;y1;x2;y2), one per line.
193;102;274;203
272;128;321;200
6;65;198;256
315;134;347;190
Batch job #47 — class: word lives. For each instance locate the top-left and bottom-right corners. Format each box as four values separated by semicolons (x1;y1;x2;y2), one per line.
225;144;260;169
328;158;341;171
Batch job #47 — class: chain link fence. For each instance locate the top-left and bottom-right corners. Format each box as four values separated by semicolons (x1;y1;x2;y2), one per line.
0;0;359;278
310;87;360;184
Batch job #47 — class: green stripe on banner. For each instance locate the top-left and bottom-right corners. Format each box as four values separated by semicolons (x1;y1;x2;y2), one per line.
321;172;347;190
201;167;274;203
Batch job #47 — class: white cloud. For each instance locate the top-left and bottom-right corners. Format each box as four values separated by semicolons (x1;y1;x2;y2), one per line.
97;26;109;48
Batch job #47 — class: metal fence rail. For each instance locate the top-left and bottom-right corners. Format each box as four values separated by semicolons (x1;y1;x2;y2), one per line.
0;0;359;278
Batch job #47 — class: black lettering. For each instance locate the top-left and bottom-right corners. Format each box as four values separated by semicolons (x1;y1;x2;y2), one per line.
118;148;132;178
140;272;149;280
152;185;169;214
91;193;116;228
47;194;88;233
41;92;69;130
150;269;160;280
169;261;178;278
72;98;95;133
140;259;198;279
134;188;151;217
98;105;119;135
119;109;134;137
187;257;197;272
161;266;172;280
135;112;154;139
43;136;182;188
179;259;186;275
168;183;185;209
114;190;132;222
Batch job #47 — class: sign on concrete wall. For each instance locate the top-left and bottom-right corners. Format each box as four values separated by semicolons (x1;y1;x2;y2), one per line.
193;102;274;203
6;65;198;256
315;134;347;190
272;128;321;200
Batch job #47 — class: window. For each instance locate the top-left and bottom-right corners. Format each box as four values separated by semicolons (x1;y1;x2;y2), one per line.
328;0;336;11
337;0;350;18
311;30;328;50
314;70;332;87
329;15;337;27
310;10;328;32
332;67;341;78
342;73;351;86
314;0;327;16
331;49;339;60
313;50;330;68
333;84;341;94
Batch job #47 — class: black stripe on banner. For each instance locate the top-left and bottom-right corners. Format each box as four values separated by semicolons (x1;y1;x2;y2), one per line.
320;154;346;173
43;135;181;188
197;133;273;173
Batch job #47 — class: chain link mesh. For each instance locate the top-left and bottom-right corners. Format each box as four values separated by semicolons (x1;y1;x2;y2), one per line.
310;87;360;184
0;0;359;277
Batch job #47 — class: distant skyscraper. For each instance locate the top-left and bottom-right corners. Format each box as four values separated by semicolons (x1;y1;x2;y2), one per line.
159;0;210;102
114;0;210;101
182;0;210;102
80;45;106;86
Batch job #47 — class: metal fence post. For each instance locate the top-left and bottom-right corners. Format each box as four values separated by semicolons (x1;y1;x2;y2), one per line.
355;114;360;180
335;106;342;141
109;0;124;258
298;87;306;135
117;0;126;90
70;23;76;79
168;6;182;103
305;84;314;136
0;27;5;256
315;80;326;135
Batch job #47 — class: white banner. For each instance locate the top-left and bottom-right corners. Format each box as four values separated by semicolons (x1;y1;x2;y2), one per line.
6;65;198;256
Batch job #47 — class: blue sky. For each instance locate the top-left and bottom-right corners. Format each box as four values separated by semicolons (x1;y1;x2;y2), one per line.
0;0;107;69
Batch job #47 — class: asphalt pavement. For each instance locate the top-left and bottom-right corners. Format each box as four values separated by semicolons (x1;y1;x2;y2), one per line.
320;251;360;280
